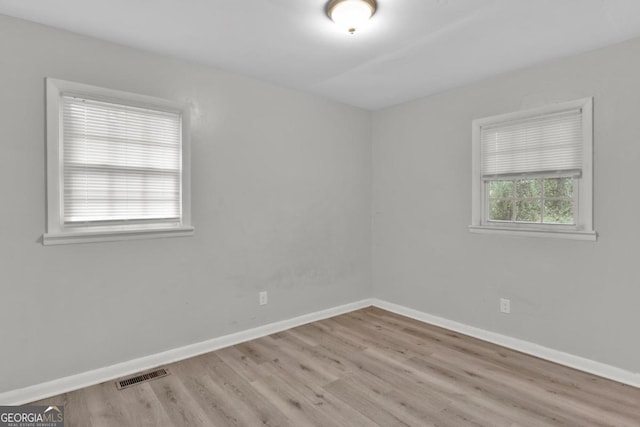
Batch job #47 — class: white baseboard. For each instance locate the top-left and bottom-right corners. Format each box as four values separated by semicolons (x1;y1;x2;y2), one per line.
3;296;638;405
0;298;374;405
371;298;640;389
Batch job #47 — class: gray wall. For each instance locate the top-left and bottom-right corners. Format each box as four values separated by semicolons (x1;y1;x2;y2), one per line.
373;37;640;373
0;15;372;393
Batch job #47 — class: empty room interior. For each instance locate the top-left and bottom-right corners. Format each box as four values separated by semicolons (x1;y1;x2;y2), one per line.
1;0;640;425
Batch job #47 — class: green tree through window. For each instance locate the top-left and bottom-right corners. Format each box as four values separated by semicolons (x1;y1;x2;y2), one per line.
488;177;574;224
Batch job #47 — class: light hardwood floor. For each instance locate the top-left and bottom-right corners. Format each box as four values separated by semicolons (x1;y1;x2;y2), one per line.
32;307;640;426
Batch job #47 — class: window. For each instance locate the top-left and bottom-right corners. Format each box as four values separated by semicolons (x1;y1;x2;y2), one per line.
44;79;194;245
469;98;595;240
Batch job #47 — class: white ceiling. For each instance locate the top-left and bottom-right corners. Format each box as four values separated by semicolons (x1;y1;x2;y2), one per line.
2;0;640;110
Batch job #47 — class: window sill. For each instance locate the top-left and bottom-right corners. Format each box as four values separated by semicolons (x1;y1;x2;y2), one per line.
468;225;597;241
42;226;195;246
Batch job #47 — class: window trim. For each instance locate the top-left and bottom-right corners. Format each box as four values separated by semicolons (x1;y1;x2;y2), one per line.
43;78;194;245
469;97;596;241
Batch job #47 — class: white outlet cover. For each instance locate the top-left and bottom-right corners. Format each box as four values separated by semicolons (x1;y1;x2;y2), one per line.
500;298;511;314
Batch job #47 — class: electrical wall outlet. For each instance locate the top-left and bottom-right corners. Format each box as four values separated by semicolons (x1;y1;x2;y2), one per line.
259;291;268;306
500;298;511;314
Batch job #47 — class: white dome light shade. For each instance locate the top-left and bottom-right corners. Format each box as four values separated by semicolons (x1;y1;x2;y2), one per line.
328;0;376;34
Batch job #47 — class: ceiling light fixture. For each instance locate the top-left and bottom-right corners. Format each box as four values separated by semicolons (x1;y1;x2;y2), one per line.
327;0;377;34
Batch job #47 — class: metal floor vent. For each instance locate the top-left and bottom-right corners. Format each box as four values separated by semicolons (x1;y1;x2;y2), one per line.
116;368;169;390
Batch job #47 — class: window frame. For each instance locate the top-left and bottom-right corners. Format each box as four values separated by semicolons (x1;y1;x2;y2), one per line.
44;78;194;245
469;97;596;241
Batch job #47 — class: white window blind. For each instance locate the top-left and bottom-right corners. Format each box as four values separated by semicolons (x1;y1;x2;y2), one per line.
62;96;182;225
481;109;583;178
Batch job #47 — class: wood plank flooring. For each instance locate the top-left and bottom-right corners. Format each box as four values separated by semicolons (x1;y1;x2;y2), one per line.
32;307;640;426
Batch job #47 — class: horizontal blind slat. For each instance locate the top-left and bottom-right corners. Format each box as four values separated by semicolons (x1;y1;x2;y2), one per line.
62;95;182;225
